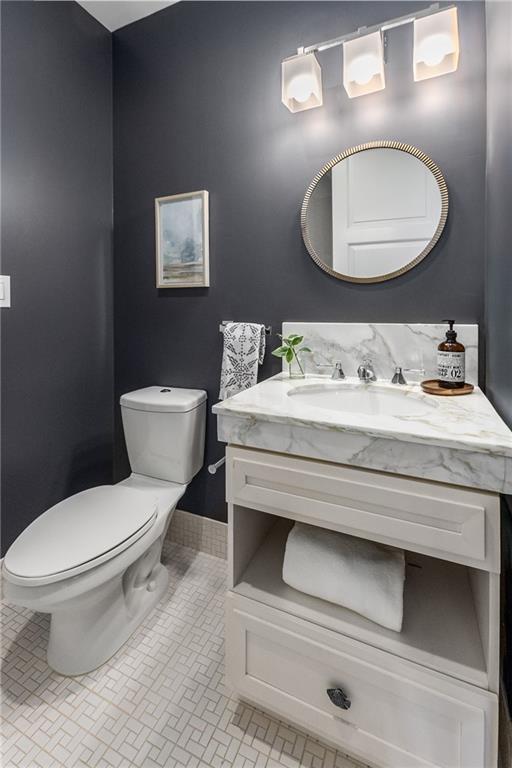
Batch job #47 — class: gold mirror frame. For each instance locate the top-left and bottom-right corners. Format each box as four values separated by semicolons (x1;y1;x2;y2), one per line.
300;141;449;284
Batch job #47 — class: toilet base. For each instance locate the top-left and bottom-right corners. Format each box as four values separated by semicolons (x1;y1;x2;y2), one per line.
47;539;168;675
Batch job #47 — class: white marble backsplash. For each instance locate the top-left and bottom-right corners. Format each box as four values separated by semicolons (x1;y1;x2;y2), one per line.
282;323;479;385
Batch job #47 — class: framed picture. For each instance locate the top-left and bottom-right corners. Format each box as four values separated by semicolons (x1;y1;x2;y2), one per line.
155;190;209;288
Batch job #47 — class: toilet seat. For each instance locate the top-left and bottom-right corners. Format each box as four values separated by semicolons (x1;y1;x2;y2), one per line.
4;486;158;587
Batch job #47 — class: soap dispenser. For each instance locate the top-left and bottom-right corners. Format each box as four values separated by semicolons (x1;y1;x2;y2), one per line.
437;320;465;389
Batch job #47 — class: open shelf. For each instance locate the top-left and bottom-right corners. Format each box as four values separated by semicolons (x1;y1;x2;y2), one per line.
233;518;488;688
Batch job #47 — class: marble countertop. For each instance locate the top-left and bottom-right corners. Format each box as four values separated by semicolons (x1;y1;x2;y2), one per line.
213;375;512;493
213;374;512;457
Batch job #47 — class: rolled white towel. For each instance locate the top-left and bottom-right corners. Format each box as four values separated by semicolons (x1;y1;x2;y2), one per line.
282;522;405;632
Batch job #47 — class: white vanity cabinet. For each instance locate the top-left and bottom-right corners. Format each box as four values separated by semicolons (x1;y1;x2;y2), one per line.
224;446;500;768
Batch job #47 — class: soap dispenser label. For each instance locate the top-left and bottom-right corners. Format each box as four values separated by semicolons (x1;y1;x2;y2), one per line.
437;351;465;383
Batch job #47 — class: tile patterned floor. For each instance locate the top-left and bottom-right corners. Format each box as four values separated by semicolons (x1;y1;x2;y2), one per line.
1;541;367;768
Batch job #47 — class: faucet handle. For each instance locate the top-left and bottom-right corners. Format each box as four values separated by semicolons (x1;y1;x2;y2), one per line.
391;366;425;385
331;361;346;380
391;366;407;385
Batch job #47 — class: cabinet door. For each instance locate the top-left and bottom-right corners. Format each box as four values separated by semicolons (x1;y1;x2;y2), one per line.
227;447;500;572
227;594;498;768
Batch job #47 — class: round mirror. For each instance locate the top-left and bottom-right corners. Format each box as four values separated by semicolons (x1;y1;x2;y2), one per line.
301;141;448;283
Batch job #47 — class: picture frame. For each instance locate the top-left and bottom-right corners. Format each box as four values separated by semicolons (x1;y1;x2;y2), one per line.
155;190;209;288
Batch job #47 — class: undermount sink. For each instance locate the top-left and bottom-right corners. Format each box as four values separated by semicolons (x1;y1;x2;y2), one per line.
287;381;434;418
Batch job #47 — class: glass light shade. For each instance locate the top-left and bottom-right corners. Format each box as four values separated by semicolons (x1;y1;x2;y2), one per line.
281;52;323;113
343;31;385;98
413;7;459;81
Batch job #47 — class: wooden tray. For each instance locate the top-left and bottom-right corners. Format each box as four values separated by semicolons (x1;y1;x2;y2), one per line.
421;379;474;396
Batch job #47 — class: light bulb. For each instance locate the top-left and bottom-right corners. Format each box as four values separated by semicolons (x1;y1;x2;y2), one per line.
343;31;385;98
281;52;323;112
288;74;315;103
349;54;380;86
413;8;459;81
418;33;452;67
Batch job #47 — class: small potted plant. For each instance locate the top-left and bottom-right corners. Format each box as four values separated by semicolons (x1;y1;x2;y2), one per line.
272;334;311;378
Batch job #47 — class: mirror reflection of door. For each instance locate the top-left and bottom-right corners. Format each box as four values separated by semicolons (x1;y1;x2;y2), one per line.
331;149;442;278
302;143;448;283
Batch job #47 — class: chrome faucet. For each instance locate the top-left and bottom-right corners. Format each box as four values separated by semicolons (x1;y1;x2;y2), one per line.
357;357;377;382
331;361;346;380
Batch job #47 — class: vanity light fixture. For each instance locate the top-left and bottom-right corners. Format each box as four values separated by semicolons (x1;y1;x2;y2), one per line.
281;51;323;112
413;7;459;81
343;31;385;98
281;3;459;110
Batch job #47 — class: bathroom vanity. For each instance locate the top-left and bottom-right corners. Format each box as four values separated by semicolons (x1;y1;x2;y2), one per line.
213;324;512;768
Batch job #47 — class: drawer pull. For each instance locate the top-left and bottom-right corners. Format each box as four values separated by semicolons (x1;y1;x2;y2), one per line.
327;687;351;710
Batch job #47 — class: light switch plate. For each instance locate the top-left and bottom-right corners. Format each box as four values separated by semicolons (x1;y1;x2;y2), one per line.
0;276;11;307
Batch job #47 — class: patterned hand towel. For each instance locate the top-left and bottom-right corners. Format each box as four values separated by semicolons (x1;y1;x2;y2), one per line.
219;323;266;400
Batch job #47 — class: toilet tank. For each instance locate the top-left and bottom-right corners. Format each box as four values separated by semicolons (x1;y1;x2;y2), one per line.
120;386;207;484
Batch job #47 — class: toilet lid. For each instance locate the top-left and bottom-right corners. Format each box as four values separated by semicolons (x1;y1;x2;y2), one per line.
4;486;158;582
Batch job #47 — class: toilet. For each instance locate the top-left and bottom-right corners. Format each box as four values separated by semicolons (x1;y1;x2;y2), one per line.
2;386;206;675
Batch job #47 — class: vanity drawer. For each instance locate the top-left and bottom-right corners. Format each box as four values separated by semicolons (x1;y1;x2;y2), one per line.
227;447;500;571
226;593;498;768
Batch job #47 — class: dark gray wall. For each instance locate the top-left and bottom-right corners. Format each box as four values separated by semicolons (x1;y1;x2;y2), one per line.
486;0;512;428
485;0;512;703
113;1;487;523
1;1;113;554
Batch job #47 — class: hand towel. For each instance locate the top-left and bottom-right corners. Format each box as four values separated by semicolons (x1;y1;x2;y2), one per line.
219;322;266;400
282;522;405;632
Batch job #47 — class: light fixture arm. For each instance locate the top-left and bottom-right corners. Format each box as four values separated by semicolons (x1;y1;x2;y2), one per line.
298;3;453;55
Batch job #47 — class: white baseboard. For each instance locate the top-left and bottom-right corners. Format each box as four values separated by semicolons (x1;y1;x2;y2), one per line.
168;509;227;559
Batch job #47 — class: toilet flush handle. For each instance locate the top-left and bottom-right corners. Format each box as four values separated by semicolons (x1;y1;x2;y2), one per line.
326;687;351;710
